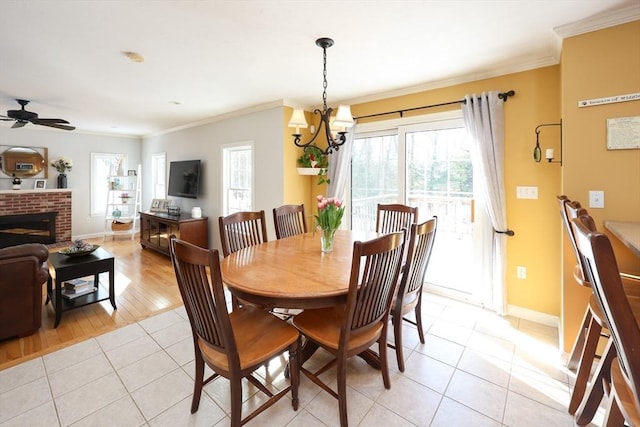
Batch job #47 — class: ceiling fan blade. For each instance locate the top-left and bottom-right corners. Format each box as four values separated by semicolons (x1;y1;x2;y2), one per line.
32;118;71;125
34;121;75;131
0;117;15;121
11;121;27;128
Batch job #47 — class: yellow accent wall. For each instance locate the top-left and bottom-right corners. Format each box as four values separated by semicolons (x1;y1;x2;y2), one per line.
350;66;563;317
283;22;639;353
560;21;640;351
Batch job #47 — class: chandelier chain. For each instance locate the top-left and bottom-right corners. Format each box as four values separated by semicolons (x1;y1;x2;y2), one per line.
322;45;328;112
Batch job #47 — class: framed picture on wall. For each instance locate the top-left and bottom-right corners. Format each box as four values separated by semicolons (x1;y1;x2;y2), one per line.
150;199;171;212
34;179;46;189
128;169;137;176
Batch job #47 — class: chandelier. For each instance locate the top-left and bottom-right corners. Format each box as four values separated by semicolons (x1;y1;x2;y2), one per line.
288;37;354;155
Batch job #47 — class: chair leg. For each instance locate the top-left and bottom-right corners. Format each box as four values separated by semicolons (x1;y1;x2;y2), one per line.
574;340;615;426
567;306;592;371
414;301;425;344
569;314;602;414
230;378;243;427
337;357;348;427
602;391;625;427
392;315;406;372
191;351;205;413
379;336;391;389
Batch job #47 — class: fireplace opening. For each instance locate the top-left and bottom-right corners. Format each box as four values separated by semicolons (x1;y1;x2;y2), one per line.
0;212;57;248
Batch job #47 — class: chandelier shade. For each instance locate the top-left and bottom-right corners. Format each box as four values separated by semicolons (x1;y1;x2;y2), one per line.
289;37;354;155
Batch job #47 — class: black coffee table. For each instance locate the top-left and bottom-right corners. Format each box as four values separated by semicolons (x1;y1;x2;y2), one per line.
46;247;117;327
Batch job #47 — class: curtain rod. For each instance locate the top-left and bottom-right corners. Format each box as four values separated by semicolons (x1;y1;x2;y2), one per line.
353;90;515;120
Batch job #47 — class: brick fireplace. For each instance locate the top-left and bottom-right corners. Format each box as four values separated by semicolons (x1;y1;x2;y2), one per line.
0;190;72;247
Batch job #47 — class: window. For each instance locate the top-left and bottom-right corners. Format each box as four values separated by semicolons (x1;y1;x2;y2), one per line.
151;152;166;199
222;143;253;215
91;153;127;216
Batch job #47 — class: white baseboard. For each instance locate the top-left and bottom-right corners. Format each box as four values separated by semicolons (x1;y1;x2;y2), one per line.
507;304;559;328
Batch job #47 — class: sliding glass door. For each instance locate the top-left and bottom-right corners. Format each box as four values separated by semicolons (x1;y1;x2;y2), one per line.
351;113;489;305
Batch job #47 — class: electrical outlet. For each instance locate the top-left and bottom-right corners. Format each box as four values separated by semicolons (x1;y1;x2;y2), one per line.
589;190;604;208
516;266;527;279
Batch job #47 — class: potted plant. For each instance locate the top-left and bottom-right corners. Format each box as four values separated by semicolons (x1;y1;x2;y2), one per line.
297;146;330;184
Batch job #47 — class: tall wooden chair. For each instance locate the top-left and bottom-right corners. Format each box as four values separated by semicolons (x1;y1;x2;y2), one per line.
218;210;268;257
169;238;300;426
273;204;307;239
389;217;437;372
375;203;418;235
557;196;608;415
293;231;405;427
572;216;640;427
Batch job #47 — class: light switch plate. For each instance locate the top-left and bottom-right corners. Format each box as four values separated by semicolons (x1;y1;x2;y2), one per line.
589;190;605;208
516;186;538;199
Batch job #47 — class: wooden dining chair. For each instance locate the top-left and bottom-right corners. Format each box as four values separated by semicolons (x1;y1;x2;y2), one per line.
169;238;300;426
375;203;418;235
389;217;437;372
218;210;268;257
292;231;405;427
572;216;640;427
273;204;307;239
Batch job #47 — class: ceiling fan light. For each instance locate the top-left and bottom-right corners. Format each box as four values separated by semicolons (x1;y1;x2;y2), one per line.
332;105;354;128
288;109;308;134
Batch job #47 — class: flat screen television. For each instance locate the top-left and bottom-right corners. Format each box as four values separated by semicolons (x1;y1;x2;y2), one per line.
167;160;201;199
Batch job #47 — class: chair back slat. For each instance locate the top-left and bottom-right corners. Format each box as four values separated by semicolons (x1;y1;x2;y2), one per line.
345;231;405;333
572;216;640;404
170;239;238;362
219;211;268;257
403;217;438;296
273;204;307;239
375;204;418;235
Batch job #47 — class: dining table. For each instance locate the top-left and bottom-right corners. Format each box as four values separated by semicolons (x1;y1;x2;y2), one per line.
219;229;383;367
219;229;380;309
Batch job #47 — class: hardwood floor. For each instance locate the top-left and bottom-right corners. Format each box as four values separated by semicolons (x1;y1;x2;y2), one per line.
0;235;183;371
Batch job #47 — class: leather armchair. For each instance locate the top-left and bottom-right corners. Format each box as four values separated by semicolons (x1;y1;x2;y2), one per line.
0;243;50;340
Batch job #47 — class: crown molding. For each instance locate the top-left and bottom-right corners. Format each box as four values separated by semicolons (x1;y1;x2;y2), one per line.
554;4;640;39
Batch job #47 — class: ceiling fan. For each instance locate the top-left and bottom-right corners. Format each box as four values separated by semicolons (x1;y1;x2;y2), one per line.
0;99;75;131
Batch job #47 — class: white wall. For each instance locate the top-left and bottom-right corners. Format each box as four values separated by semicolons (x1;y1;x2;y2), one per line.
0;126;141;237
141;106;285;252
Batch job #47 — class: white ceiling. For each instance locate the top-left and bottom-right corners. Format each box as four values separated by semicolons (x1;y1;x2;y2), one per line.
0;1;638;137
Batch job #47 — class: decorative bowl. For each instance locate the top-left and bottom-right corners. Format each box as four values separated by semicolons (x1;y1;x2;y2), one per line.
59;245;100;257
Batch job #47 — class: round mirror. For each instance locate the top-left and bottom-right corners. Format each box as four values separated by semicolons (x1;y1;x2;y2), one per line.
0;147;46;178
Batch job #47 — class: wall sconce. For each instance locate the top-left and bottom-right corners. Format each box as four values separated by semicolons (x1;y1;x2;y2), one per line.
534;119;562;165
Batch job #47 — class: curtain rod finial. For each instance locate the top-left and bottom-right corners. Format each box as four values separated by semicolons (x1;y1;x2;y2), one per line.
499;90;515;101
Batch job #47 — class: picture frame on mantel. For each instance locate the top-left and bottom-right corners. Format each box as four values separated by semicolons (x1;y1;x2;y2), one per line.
34;179;46;189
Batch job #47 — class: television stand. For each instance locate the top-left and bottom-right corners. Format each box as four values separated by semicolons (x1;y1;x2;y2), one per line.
139;211;208;256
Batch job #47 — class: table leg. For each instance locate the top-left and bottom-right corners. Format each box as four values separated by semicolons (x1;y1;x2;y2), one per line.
108;264;117;310
54;279;62;328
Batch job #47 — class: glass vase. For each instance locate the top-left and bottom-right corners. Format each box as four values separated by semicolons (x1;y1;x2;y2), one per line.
321;228;337;253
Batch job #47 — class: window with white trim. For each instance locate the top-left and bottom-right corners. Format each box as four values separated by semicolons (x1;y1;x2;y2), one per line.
222;143;253;215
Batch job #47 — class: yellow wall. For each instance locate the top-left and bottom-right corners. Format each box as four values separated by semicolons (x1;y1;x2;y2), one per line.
350;66;563;317
283;22;639;347
560;21;640;351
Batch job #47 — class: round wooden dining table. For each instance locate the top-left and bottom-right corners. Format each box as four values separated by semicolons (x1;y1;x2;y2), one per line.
219;229;380;309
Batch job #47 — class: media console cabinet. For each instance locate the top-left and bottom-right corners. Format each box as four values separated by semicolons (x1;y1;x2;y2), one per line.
139;211;208;256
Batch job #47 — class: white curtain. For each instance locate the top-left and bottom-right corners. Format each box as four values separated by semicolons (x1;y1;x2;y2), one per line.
327;121;356;200
462;92;510;315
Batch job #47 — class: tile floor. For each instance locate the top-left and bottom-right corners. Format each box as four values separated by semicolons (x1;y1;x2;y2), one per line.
0;293;604;426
